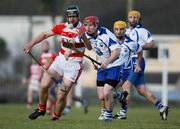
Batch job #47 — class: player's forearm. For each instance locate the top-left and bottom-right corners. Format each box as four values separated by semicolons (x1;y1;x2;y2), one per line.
137;50;143;66
28;32;50;47
106;48;120;65
81;34;92;50
142;41;154;50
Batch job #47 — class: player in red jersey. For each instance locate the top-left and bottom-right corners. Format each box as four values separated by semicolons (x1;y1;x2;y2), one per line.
40;40;57;115
26;59;42;109
40;40;56;70
24;5;91;121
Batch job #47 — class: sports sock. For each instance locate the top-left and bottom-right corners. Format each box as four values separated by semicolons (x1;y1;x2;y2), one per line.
38;103;46;112
155;100;163;110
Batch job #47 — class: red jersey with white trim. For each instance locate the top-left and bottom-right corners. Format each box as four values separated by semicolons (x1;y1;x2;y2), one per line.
51;22;85;61
40;51;57;69
30;64;42;81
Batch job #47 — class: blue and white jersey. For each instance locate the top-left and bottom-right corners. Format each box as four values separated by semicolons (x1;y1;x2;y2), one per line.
126;24;153;49
118;35;142;67
85;26;121;68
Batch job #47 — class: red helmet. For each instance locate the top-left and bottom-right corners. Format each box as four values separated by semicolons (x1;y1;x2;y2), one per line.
83;16;99;26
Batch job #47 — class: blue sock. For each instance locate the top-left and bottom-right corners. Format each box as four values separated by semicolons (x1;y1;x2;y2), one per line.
155;100;163;110
114;91;123;100
105;110;112;118
120;106;128;113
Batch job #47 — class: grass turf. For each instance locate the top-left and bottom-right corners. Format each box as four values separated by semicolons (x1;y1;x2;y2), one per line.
0;104;179;129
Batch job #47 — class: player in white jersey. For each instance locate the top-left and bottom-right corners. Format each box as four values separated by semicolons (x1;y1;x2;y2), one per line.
114;11;169;120
83;16;128;122
113;21;142;72
27;59;42;109
24;5;91;121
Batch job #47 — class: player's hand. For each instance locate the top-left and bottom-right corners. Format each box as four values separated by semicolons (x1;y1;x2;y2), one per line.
69;38;76;45
101;62;108;69
134;64;141;73
23;44;33;54
77;26;86;37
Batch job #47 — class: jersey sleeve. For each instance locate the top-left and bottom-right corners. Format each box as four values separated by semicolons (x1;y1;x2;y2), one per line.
51;23;66;35
140;28;153;44
106;29;120;51
51;52;57;61
109;38;121;51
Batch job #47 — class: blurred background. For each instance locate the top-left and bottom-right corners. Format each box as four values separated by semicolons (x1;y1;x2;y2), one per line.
0;0;180;106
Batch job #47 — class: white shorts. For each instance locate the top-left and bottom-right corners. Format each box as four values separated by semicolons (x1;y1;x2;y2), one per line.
28;80;40;91
49;54;83;82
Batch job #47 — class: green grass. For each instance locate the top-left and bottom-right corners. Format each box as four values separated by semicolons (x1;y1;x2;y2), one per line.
0;104;180;129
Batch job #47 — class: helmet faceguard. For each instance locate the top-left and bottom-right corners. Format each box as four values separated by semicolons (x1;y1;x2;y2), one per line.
66;5;80;17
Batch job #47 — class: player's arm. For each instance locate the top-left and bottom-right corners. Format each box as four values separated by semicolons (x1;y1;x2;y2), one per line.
142;40;154;50
141;29;154;50
133;42;143;73
76;26;92;50
69;34;92;50
134;50;142;73
101;48;120;69
81;34;92;50
24;30;55;54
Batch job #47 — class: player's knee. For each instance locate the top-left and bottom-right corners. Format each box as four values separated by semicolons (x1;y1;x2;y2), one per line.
122;85;131;93
103;90;112;100
137;88;146;96
40;85;49;93
97;93;104;100
103;93;109;100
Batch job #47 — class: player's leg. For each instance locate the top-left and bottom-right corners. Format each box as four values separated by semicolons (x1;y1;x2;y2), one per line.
46;97;52;115
72;95;89;114
27;80;40;109
46;82;59;114
72;81;89;114
113;69;138;120
103;83;115;122
52;78;74;120
136;85;157;104
113;80;131;119
27;88;33;109
46;86;57;115
97;86;106;120
136;84;169;120
103;66;125;122
115;57;145;119
135;63;169;121
96;69;106;120
51;60;83;120
63;85;74;115
28;70;59;120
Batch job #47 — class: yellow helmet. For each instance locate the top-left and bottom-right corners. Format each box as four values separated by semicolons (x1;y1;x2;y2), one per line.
113;20;126;29
128;10;141;18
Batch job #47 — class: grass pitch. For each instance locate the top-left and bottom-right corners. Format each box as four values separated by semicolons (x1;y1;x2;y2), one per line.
0;103;179;129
